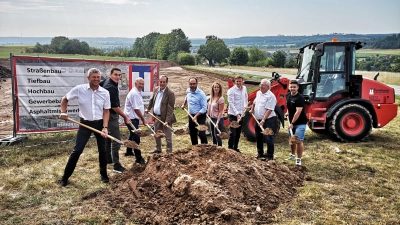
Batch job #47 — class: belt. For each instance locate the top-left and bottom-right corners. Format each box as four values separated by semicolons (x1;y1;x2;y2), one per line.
80;118;101;123
154;114;161;117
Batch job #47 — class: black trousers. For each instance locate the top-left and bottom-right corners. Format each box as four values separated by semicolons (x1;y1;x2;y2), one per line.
62;120;107;180
188;113;208;145
255;116;276;159
228;114;242;150
126;118;144;162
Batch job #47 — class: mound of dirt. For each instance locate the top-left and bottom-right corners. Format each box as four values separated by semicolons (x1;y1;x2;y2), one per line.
94;144;305;224
0;66;11;79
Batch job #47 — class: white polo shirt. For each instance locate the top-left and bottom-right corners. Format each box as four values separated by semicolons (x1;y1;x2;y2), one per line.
253;90;276;120
124;87;144;120
66;83;111;120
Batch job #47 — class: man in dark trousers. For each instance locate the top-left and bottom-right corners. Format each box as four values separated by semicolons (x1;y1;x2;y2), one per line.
100;68;130;173
181;77;208;145
285;80;308;166
58;68;110;186
146;75;177;153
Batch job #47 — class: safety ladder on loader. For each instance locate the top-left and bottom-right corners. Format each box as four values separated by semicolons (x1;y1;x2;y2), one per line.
309;107;327;129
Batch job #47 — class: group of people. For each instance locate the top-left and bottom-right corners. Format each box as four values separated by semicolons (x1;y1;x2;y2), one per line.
57;69;307;187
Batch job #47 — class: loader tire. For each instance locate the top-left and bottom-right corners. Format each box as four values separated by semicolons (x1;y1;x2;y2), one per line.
329;104;372;142
242;113;256;142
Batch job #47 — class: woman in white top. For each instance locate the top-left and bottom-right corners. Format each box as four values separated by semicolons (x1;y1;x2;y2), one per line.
207;82;225;146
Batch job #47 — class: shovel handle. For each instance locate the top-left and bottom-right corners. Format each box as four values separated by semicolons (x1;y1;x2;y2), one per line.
67;118;124;145
286;116;294;136
145;123;156;135
206;114;221;134
147;112;175;132
128;122;138;131
183;108;200;126
250;113;265;131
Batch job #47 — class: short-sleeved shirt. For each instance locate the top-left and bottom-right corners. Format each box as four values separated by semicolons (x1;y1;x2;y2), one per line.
208;96;224;119
286;92;307;125
65;83;110;120
253;90;276;120
100;78;120;114
124;87;144;120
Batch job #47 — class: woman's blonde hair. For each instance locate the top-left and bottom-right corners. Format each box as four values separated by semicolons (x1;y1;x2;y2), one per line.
211;82;222;100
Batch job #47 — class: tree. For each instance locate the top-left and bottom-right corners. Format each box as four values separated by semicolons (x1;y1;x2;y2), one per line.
230;47;248;65
284;57;297;68
50;36;69;53
177;52;196;65
248;47;266;63
272;50;286;68
197;35;230;66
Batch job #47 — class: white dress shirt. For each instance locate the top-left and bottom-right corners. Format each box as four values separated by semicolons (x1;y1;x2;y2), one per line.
253;90;276;120
65;83;110;120
227;85;248;115
124;87;144;120
153;88;165;115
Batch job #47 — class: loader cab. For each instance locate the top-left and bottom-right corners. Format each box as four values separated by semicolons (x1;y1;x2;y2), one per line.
296;41;358;101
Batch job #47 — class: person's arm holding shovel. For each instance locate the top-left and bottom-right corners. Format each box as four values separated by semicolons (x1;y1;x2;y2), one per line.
288;107;303;129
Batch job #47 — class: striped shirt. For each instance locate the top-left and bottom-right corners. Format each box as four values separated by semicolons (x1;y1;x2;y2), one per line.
65;83;111;120
227;85;248;115
253;90;276;120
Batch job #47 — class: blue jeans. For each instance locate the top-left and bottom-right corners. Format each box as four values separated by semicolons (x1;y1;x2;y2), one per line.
255;116;276;159
62;120;107;180
210;117;224;146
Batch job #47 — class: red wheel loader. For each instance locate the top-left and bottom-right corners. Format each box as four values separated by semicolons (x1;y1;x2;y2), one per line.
227;40;398;142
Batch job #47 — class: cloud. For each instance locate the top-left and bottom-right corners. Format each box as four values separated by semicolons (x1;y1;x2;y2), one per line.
86;0;148;5
0;0;67;12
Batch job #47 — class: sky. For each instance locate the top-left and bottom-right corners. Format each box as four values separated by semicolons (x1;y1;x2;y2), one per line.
0;0;399;39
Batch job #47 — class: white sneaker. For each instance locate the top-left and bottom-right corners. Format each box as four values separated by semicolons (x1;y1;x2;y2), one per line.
296;158;302;166
285;154;296;161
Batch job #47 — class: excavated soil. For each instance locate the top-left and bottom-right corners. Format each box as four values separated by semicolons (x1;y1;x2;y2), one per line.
89;144;304;224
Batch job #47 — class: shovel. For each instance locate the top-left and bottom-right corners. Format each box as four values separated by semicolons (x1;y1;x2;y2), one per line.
230;107;249;128
250;113;274;135
127;122;150;137
286;116;301;145
147;112;186;135
206;114;229;139
182;108;209;131
67;118;140;149
144;123;166;138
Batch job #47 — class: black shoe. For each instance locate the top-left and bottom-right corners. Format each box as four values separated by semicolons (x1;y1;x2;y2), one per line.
149;149;162;154
113;165;126;174
136;158;147;165
125;151;135;156
255;154;265;159
57;179;68;187
234;148;241;153
101;175;109;183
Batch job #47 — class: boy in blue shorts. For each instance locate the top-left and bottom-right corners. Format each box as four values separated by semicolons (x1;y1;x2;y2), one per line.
285;80;307;166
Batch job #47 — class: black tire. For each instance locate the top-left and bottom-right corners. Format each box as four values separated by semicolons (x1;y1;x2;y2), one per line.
242;113;256;142
242;114;281;142
329;104;372;142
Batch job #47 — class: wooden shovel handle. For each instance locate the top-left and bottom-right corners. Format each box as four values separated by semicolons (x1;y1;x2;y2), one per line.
145;123;156;135
250;113;265;131
67;118;124;145
147;112;175;132
286;116;294;136
206;114;221;134
183;108;200;126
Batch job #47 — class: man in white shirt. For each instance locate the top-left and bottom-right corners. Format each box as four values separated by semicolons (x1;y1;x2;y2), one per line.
227;75;248;152
58;68;111;187
124;77;147;164
249;79;277;161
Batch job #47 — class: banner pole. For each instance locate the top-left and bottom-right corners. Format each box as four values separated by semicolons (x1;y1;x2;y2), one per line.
10;53;16;138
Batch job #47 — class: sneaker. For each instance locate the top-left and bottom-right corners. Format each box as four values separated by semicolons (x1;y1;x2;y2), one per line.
285;154;296;161
149;149;162;154
296;158;302;166
113;165;126;173
57;179;68;187
101;175;109;183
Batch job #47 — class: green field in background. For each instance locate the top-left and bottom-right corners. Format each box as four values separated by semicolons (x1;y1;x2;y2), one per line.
0;46;151;61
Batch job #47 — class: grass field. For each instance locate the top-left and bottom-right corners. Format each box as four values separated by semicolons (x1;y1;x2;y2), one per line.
0;46;150;61
1;97;399;224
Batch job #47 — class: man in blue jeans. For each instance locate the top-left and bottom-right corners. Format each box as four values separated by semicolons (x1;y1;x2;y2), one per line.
249;79;277;161
58;68;110;187
285;80;308;166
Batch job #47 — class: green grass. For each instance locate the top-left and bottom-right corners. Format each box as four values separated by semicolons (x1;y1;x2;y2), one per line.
1;98;400;224
357;48;400;57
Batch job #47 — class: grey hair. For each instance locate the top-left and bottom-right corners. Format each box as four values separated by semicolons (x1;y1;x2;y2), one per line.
260;78;270;86
87;68;101;77
136;77;144;82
